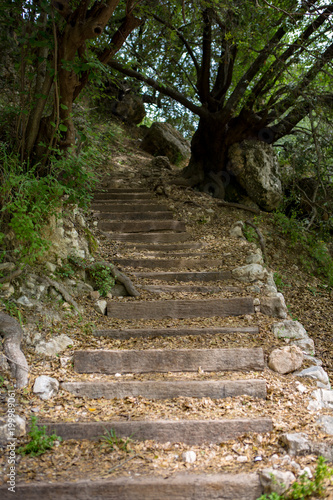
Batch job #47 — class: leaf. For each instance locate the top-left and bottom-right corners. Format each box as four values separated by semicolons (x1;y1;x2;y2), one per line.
59;124;68;132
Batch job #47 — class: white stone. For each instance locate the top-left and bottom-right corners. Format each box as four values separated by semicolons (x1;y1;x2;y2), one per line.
296;366;330;388
182;451;196;463
246;253;264;265
280;433;311;456
272;320;308;340
93;299;107;315
45;262;57;273
16;295;34;308
260;293;288;319
259;468;295;495
317;416;333;435
253;298;260;306
301;467;313;479
295;382;308;394
0;415;26;442
236;455;248;462
35;334;73;356
292;337;315;356
232;264;267;282
33;375;59;400
268;345;303;374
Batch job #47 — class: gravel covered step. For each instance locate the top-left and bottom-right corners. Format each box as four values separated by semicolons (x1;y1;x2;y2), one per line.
94;193;152;200
38;418;273;444
96;211;174;221
106;298;254;319
92;203;170;212
99;220;186;233
113;258;222;270
74;347;264;374
131;270;232;281
0;473;264;500
94;326;259;339
61;379;267;399
106;232;190;243
140;284;241;293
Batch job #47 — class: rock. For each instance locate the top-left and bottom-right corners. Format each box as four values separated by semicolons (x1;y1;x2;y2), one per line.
0;353;9;371
111;284;128;297
308;388;333;411
0;415;26;443
151;156;172;170
93;299;107;315
229;221;245;239
0;283;15;298
260;293;288;318
292;338;315;355
182;451;196;463
112;94;146;125
232;264;267;282
296;366;330;389
33;375;59;400
246;253;264;265
281;433;333;461
272;320;307;340
259;468;295;495
317;416;333;435
304;355;322;366
227;140;282;211
35;334;73;356
141;122;190;163
90;290;101;300
45;262;57;273
0;262;16;271
16;295;34;308
74;282;94;296
268;345;303;374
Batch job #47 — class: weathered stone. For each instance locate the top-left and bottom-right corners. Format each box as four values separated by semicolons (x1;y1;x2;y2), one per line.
16;295;34;308
74;282;94;295
90;290;100;300
33;375;59;400
232;264;267;282
228;140;282;211
112;94;146;125
0;415;26;443
93;299;107;315
308;388;333;411
260;294;288;319
246;253;264;265
280;433;311;456
151;156;172;170
268;346;303;374
292;337;315;355
45;262;57;273
296;366;330;388
110;284;128;297
74;348;265;374
259;468;295;495
0;353;9;371
229;221;245;239
141;122;190;163
35;334;73;356
182;451;196;463
133;271;232;282
317;416;333;435
99;220;186;233
0;262;15;271
94;326;259;339
106;232;190;243
114;257;221;270
272;320;308;340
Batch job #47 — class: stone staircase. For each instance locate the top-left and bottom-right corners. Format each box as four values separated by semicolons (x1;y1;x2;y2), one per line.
9;183;280;499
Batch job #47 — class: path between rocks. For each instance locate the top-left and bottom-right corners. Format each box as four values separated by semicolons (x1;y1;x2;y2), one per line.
1;175;333;499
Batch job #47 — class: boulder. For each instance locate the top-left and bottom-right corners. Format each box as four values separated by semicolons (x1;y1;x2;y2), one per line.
268;345;303;374
150;156;172;170
35;334;73;356
93;299;107;315
308;388;333;411
227;140;282;211
33;375;59;400
141;122;190;163
259;468;295;495
317;416;333;435
260;293;288;319
281;432;333;461
232;264;267;282
112;94;146;125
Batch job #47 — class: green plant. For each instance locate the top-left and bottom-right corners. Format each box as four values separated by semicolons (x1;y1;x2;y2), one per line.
1;299;24;324
90;264;116;297
56;262;75;279
100;428;132;452
257;456;333;499
17;416;62;457
273;272;289;292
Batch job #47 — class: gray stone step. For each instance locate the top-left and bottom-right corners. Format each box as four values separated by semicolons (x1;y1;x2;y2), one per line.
140;284;241;293
61;379;267;399
106;298;254;319
38;418;273;444
99;220;186;233
0;474;264;500
94;193;152;201
92;203;169;212
96;211;174;221
132;270;232;281
74;347;264;374
123;242;204;251
96;188;148;193
114;258;221;270
94;326;259;339
105;232;191;243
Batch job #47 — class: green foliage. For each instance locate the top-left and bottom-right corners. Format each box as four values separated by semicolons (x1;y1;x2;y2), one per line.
273;272;289;292
17;416;62;457
243;225;256;243
55;262;75;279
1;299;24;325
257;457;333;499
90;264;116;297
100;428;132;452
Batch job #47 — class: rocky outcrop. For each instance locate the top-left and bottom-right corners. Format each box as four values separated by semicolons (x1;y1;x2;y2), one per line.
227;140;282;211
112;94;146;125
141;122;190;164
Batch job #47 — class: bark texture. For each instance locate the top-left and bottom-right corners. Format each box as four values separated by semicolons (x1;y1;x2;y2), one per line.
0;313;29;389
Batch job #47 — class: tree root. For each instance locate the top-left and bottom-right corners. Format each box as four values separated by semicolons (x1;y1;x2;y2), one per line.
245;219;267;261
42;277;81;313
0;312;29;389
0;268;23;284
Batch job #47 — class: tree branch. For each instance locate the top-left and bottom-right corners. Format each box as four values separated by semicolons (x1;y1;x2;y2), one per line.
0;313;29;389
198;8;212;105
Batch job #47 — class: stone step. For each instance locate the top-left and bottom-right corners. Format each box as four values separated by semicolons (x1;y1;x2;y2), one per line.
96;188;148;193
107;298;254;319
96;211;174;221
132;270;232;281
140;284;241;293
106;232;191;243
0;474;264;500
61;379;267;399
74;347;264;374
114;258;221;270
94;326;259;339
92;203;169;212
99;220;186;233
94;193;152;201
123;242;204;251
38;418;273;444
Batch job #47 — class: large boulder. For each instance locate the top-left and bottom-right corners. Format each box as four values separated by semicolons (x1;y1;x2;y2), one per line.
141;122;190;164
112;94;146;125
227;140;282;211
